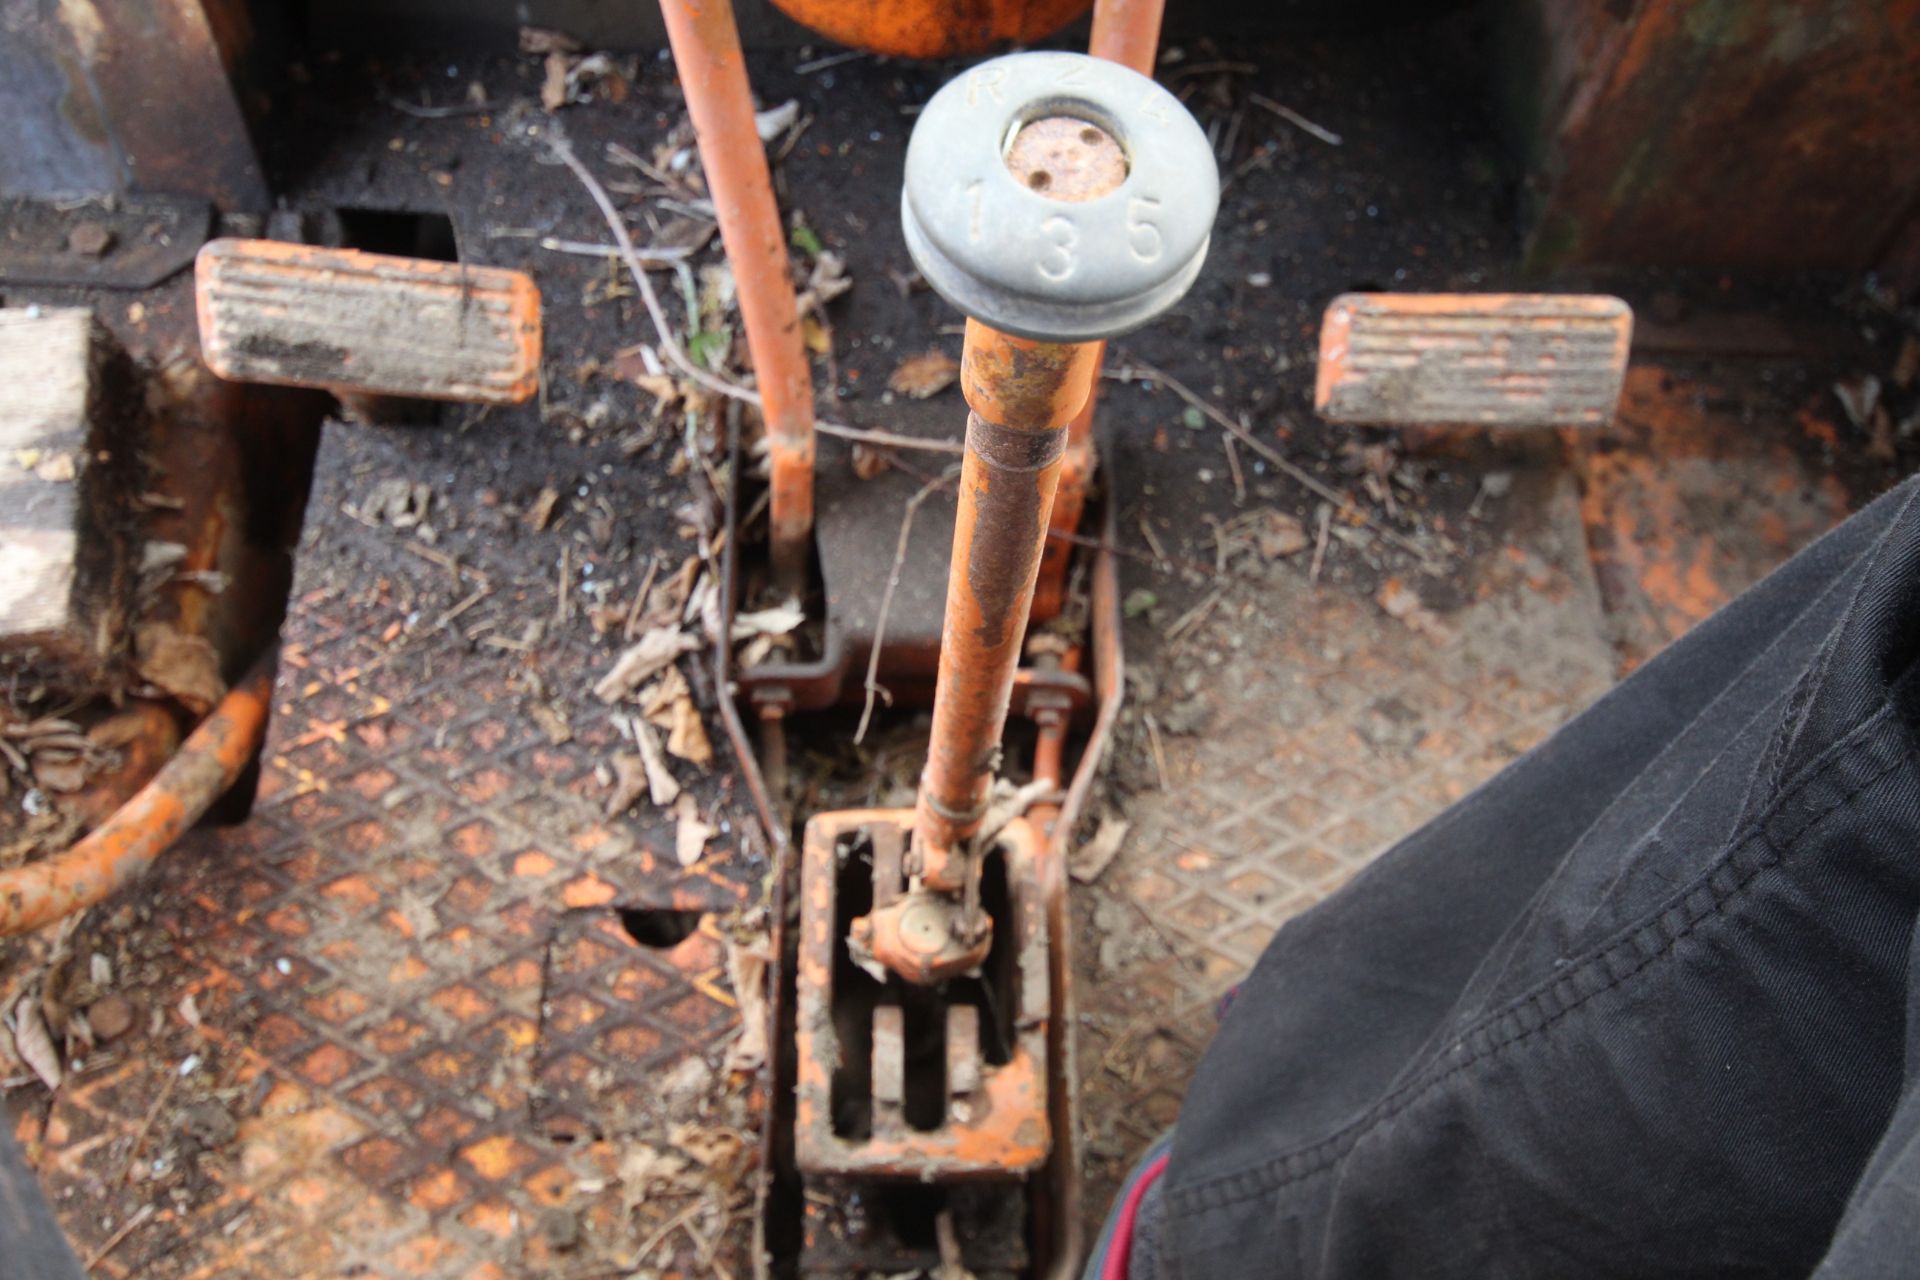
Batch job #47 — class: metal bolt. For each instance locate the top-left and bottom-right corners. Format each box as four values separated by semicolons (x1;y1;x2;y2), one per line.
66;222;114;258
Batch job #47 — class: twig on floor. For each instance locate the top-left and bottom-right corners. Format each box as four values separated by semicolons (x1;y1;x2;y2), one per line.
1143;712;1172;791
1129;893;1207;976
1223;429;1246;503
1309;502;1333;584
85;1203;157;1272
1112;353;1440;562
388;97;497;119
545;129;962;456
1044;526;1213;578
795;48;866;74
1165;586;1227;644
1137;514;1172;571
401;541;490;588
555;544;572;627
856;466;961;744
634;1200;708;1272
623;553;662;640
119;1070;181;1184
935;1208;970;1280
1248;93;1343;146
536;235;702;265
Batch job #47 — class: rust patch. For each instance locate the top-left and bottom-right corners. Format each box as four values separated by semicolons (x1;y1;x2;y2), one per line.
793;809;1050;1178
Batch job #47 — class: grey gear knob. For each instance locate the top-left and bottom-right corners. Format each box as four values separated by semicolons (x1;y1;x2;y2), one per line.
901;51;1219;344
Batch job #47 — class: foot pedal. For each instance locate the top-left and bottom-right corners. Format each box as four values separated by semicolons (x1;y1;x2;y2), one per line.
195;239;540;404
1315;293;1632;427
795;810;1050;1178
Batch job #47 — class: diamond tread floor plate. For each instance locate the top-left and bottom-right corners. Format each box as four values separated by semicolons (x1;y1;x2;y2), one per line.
16;424;766;1278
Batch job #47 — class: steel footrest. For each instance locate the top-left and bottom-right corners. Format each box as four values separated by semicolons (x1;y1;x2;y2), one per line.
1315;292;1632;427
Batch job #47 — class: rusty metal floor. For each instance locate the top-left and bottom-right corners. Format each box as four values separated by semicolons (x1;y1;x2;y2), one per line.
17;420;769;1277
4;35;1911;1280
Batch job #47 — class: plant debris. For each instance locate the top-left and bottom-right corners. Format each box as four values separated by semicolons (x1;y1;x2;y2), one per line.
1070;816;1132;884
1376;578;1455;644
887;349;960;400
672;793;712;867
11;990;62;1091
134;623;225;714
594;627;700;703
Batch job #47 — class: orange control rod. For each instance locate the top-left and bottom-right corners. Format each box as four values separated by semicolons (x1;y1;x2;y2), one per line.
914;323;1101;890
0;651;275;937
659;0;817;594
1031;0;1167;623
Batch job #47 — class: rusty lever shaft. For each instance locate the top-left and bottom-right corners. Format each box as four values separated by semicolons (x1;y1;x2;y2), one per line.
862;52;1216;985
916;325;1100;886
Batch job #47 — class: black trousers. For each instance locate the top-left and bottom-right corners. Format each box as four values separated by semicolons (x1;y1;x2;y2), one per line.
1134;476;1920;1277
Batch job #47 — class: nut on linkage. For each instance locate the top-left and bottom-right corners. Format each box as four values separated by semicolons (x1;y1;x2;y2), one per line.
850;892;992;986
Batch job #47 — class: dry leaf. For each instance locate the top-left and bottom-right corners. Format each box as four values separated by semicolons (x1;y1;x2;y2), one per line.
12;993;62;1091
851;443;891;480
1894;334;1920;391
519;25;582;53
691;576;725;644
888;350;959;400
135;623;226;714
541;49;572;111
34;452;76;483
633;717;681;805
664;696;713;771
753;99;799;142
732;601;804;640
529;702;573;745
606;752;650;816
617;1145;690;1217
30;753;87;793
800;315;832;355
526;486;560;531
594;628;699;703
735;634;776;669
794;251;851;316
639;671;709;769
1376;578;1455;645
634;556;700;633
1255;510;1310;560
672;794;712;867
1834;375;1882;430
1069;816;1131;884
638;664;691;725
724;938;770;1073
671;1123;746;1175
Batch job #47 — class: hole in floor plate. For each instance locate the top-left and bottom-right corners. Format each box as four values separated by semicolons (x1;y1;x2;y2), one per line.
619;908;703;949
335;207;459;261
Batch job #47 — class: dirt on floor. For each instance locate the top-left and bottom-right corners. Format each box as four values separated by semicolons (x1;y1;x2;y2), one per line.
3;9;1918;1278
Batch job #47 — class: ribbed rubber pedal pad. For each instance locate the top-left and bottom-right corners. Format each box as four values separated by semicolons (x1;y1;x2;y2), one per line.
195;239;540;404
1315;293;1632;428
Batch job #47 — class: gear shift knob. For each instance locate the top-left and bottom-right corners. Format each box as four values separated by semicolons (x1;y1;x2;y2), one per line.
901;50;1219;343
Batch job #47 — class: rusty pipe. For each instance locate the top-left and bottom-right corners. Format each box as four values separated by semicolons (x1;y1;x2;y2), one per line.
1036;0;1167;621
914;323;1101;891
659;0;817;594
1032;0;1166;624
1088;0;1165;74
0;651;275;937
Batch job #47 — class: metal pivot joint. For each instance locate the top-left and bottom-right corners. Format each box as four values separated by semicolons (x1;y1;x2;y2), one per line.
857;52;1217;985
